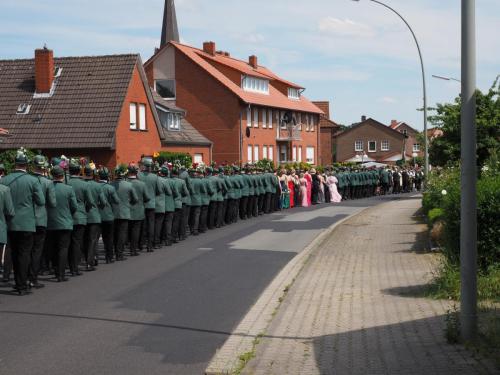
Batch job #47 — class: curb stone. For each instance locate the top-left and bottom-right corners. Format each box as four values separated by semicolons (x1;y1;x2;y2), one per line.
204;204;378;375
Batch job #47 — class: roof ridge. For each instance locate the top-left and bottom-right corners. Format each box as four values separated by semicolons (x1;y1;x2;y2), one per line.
0;53;139;63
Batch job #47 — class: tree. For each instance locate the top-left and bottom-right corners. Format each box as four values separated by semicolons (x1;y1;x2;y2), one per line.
428;76;499;168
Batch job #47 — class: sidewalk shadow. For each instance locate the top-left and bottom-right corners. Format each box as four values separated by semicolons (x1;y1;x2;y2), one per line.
381;283;431;298
311;315;492;375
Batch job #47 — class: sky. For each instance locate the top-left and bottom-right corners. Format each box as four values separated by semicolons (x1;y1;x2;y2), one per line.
1;0;498;130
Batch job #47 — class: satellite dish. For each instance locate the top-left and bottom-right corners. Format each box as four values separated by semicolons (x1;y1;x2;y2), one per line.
246;127;251;138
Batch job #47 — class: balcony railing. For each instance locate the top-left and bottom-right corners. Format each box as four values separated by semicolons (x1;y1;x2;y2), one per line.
277;123;302;141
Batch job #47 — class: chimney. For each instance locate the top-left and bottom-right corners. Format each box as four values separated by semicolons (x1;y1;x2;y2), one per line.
361;115;367;122
35;46;54;94
203;41;216;56
249;55;258;68
391;119;398;127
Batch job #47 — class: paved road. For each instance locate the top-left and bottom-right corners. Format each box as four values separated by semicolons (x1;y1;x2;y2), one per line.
0;195;403;375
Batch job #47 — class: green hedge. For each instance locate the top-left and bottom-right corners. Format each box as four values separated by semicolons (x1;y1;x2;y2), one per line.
154;152;192;168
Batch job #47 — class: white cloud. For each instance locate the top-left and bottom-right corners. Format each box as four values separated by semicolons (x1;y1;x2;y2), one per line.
318;17;374;38
279;66;371;83
379;96;397;104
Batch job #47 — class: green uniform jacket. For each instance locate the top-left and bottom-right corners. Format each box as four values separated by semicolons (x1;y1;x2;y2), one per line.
172;178;188;209
209;175;224;202
138;171;161;210
98;182;120;222
179;171;192;206
238;174;249;197
228;175;241;199
0;185;15;243
128;178;151;221
111;179;138;220
86;180;106;224
165;179;178;213
0;170;45;232
221;175;231;199
155;176;173;214
244;174;254;196
189;177;206;207
201;177;215;206
47;182;78;231
32;173;57;228
67;176;95;226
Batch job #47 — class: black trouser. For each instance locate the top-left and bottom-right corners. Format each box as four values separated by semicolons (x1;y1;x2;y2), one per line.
163;212;174;245
199;205;209;233
101;221;114;261
69;225;85;273
172;208;182;241
141;208;155;251
114;219;128;259
208;201;217;229
264;193;272;213
8;231;34;291
84;223;100;267
239;196;248;220
154;212;165;248
128;220;142;255
189;206;201;235
1;244;12;281
216;201;224;228
221;200;228;225
181;205;190;239
47;230;71;279
29;226;46;284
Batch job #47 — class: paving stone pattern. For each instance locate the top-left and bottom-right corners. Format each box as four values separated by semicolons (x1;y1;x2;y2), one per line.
243;196;497;375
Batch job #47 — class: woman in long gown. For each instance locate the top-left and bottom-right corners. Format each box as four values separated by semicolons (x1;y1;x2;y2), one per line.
311;169;320;205
327;173;342;203
287;171;295;208
299;173;309;207
304;170;312;206
280;173;290;209
318;173;325;203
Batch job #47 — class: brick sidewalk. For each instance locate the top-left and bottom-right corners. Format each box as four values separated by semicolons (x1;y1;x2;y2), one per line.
243;196;497;375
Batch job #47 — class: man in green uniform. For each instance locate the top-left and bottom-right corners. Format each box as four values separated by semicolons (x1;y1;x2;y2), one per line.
0;180;15;283
188;168;205;235
138;157;160;252
46;166;78;282
1;150;45;295
162;167;178;246
97;167;120;263
199;167;214;233
111;165;138;260
179;166;192;240
154;167;173;249
30;154;56;288
171;168;188;242
83;165;105;271
237;167;249;220
67;160;95;276
127;163;150;257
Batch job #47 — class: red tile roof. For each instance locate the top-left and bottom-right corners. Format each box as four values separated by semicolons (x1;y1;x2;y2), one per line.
169;42;323;115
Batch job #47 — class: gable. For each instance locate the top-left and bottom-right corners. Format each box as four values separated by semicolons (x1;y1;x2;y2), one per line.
337;118;405;140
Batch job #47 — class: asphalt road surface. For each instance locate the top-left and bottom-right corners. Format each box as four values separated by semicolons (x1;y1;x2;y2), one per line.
0;195;407;375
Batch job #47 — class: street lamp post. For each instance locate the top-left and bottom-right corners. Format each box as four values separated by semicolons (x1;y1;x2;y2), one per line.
351;0;429;179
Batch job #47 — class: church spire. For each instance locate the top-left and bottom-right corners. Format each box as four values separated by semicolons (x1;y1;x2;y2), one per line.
161;0;180;47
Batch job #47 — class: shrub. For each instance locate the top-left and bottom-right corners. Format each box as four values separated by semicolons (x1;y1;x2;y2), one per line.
428;208;444;226
154;151;192;168
0;149;38;174
422;167;460;214
441;174;500;271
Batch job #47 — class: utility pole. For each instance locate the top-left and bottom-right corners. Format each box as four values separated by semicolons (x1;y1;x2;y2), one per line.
460;0;477;341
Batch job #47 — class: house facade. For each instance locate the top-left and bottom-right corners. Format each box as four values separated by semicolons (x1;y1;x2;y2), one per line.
335;117;409;164
313;101;339;165
389;120;423;158
0;47;167;168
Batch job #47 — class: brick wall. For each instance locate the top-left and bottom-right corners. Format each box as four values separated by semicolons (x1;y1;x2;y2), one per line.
115;64;163;166
164;144;211;163
319;127;333;165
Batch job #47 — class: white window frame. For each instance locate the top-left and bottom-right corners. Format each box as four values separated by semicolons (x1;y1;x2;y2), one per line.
268;109;273;129
280;111;286;129
298;113;302;130
253;108;259;128
288;87;300;100
306;147;315;164
368;140;377;153
262;108;267;128
138;104;146;130
310;115;315;132
194;153;203;164
247;145;253;162
355;140;363;152
268;145;274;161
305;114;310;131
247;107;252;127
292;146;297;162
242;75;269;94
129;103;137;130
413;143;421;152
263;145;268;159
381;140;390;151
298;146;302;162
254;145;259;162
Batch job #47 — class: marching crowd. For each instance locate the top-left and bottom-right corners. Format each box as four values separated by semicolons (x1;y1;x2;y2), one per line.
0;149;424;295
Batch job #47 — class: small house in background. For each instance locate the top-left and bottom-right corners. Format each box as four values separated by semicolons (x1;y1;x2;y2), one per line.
0;47;168;168
389;120;424;159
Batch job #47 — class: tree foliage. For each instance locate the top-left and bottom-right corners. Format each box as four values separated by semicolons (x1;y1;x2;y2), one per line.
428;76;500;168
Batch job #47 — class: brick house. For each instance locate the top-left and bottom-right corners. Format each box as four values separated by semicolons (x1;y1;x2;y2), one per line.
389;120;423;158
0;47;168;168
313;101;339;165
335;117;411;164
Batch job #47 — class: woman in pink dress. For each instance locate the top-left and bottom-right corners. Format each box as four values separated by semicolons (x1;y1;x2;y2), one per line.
304;170;312;206
327;173;342;203
299;173;309;207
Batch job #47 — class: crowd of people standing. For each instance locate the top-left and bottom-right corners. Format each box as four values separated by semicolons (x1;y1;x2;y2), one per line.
0;148;424;295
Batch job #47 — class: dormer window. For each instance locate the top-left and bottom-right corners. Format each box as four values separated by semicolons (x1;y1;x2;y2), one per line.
54;67;62;78
288;88;300;100
17;103;31;115
155;79;176;99
242;75;269;94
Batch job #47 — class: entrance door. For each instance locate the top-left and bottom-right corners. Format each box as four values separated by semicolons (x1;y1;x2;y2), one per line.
279;144;288;164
